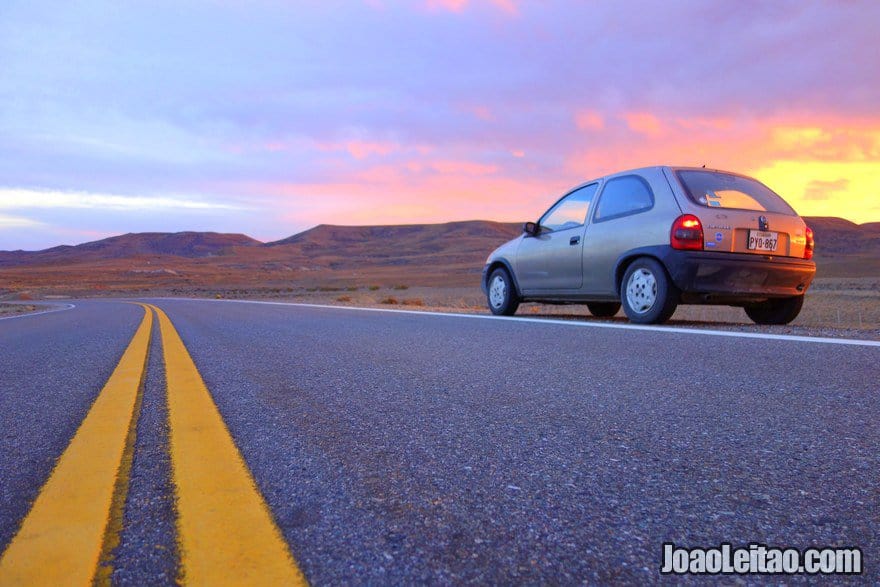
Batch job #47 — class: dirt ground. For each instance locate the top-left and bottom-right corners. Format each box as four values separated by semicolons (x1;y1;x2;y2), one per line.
0;303;45;318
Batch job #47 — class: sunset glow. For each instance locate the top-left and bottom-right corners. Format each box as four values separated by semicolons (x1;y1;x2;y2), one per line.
1;1;878;250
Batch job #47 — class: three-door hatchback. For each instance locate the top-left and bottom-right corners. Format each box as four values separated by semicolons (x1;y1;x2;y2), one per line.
481;166;816;324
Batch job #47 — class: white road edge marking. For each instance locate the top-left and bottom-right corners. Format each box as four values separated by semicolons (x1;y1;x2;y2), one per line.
0;303;75;321
150;297;880;348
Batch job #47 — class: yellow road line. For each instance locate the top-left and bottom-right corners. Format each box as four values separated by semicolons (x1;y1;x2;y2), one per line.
0;304;152;586
148;304;307;586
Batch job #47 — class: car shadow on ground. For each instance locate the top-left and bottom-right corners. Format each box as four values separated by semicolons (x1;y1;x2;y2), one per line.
524;312;754;329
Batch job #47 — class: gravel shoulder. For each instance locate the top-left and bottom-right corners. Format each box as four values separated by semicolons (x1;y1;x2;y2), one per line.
204;288;880;342
0;303;49;318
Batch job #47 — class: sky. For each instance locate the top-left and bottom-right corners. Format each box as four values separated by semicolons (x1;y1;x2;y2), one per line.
1;0;878;250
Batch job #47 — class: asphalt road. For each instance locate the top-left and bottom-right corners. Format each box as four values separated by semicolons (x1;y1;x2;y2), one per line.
1;299;878;584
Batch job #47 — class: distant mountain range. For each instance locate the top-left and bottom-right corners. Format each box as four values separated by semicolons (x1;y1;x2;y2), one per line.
0;217;875;265
0;232;261;265
0;221;522;268
0;218;876;294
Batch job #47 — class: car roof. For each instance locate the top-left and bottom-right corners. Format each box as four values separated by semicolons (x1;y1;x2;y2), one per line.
563;165;760;195
565;165;666;192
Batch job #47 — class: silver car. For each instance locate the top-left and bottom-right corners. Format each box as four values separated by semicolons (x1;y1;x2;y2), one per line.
481;166;816;324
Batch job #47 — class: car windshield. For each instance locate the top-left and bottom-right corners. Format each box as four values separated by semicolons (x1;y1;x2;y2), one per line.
675;170;797;215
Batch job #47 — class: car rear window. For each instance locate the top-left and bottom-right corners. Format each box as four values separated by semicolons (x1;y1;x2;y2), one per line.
675;170;797;215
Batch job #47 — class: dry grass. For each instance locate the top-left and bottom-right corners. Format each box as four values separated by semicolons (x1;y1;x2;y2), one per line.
0;303;41;317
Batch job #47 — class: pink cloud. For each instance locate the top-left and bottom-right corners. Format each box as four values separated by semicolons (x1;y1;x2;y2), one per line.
424;0;518;15
346;140;398;160
429;160;498;175
425;0;468;13
574;110;604;131
463;104;495;122
623;112;664;137
488;0;518;16
311;140;399;160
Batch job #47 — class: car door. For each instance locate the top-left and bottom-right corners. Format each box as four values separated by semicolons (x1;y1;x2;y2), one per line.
581;174;658;295
516;183;598;292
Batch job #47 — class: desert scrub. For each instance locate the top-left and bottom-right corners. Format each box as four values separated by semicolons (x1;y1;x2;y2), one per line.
336;295;352;302
380;297;399;304
401;298;425;306
368;285;380;291
393;284;409;290
346;286;358;291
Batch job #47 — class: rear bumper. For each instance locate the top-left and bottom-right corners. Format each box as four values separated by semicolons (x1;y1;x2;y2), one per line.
664;249;816;300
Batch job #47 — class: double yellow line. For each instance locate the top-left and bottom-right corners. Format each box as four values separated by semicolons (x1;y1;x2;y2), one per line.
0;304;306;586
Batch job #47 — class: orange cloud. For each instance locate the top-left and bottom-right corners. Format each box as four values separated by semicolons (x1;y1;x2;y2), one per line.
623;112;664;136
802;178;849;201
566;114;880;223
226;116;880;232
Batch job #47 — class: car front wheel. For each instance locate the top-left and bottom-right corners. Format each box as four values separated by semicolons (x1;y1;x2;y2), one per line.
620;258;679;324
744;295;804;325
486;268;520;316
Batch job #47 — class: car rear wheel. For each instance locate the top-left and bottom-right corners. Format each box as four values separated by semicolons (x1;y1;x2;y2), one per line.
744;295;804;325
487;268;520;316
587;302;621;317
620;258;679;324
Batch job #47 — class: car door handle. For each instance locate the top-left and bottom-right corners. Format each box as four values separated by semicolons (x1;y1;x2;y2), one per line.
570;236;580;245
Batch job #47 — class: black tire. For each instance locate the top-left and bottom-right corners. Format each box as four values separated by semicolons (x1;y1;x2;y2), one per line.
620;257;679;324
486;268;520;316
587;302;621;317
744;295;804;325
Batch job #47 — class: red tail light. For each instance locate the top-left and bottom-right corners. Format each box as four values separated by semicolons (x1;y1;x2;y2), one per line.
670;214;704;250
804;226;814;260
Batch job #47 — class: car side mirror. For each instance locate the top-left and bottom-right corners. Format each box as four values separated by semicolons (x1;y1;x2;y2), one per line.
523;221;539;236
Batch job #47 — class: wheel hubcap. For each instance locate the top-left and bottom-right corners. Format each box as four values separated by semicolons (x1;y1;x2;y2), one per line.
489;275;506;308
625;268;657;314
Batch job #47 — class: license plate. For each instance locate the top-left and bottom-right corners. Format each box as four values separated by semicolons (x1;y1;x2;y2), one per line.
748;230;778;252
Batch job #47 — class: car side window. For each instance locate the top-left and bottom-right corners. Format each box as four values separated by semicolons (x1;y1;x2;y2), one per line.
539;183;599;232
593;175;654;222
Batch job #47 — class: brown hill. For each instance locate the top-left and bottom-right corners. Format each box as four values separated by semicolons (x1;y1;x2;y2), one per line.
0;221;524;294
266;220;522;267
804;217;880;255
0;231;261;267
